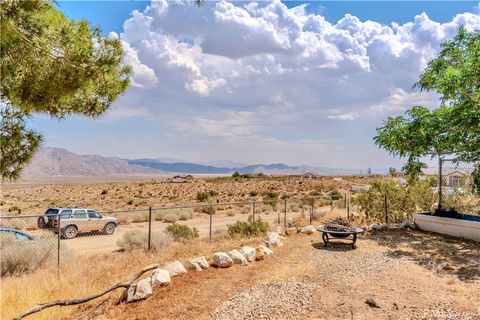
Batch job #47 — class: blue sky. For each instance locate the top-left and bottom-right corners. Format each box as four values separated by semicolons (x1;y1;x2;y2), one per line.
30;1;480;169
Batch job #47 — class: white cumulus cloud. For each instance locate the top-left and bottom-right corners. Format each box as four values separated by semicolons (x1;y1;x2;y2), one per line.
106;0;479;166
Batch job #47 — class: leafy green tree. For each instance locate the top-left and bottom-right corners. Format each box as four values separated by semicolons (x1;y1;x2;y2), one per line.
0;0;130;180
375;27;479;180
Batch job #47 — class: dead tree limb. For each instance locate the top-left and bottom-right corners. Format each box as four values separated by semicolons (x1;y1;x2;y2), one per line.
15;264;159;320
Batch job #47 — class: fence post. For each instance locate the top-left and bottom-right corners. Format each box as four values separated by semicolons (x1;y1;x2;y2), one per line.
252;201;256;222
310;203;313;225
284;199;287;228
277;202;280;225
384;193;388;224
438;157;443;210
147;206;152;252
347;196;350;221
344;193;347;210
57;213;61;268
209;205;213;240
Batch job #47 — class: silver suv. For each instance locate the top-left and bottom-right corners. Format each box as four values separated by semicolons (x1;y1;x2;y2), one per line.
37;208;117;239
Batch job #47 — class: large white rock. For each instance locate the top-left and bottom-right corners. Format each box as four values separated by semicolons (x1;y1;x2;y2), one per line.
369;224;383;231
401;220;415;229
227;249;248;266
299;225;316;235
238;246;256;262
184;256;209;271
212;252;233;268
151;269;171;287
257;244;273;256
165;261;188;277
263;232;283;247
126;277;153;302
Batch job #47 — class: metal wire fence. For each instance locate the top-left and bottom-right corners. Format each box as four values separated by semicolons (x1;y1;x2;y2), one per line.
0;195;350;271
438;158;480;214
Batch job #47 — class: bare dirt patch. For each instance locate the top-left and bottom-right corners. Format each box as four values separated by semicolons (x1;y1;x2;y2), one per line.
78;231;480;320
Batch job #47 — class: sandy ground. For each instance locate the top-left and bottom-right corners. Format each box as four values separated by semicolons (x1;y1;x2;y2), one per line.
27;209;331;255
74;229;480;320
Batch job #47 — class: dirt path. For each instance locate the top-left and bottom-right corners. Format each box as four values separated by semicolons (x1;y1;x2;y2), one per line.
88;230;479;320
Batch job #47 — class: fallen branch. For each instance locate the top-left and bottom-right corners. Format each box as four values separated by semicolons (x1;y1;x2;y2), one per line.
15;264;159;320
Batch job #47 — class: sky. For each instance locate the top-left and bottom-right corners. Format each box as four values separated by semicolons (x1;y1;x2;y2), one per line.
29;1;480;169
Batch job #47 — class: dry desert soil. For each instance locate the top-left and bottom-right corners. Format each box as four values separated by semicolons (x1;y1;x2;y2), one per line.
74;229;480;320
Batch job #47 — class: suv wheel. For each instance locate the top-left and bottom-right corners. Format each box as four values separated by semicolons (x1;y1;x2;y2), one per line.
104;223;115;235
63;225;78;239
37;216;46;229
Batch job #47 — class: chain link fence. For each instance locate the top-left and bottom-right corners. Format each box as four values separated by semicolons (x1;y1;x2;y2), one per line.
438;158;480;214
0;195;349;273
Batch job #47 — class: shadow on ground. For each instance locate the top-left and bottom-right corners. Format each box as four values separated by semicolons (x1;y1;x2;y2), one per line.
311;242;356;251
367;229;480;282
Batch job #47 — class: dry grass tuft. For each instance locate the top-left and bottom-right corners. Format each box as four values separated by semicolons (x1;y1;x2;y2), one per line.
0;236;263;320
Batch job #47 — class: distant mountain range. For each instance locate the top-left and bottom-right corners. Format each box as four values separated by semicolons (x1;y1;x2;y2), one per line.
21;147;370;178
22;148;158;177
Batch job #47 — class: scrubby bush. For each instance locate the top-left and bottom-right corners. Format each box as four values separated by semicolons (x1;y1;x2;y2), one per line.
163;213;178;223
228;216;269;238
292;216;310;228
249;190;258;197
178;210;193;220
196;205;215;215
208;190;218;197
226;211;235;217
117;230;172;252
131;212;149;223
1;232;61;276
329;189;342;200
196;191;209;202
166;224;199;240
353;181;418;223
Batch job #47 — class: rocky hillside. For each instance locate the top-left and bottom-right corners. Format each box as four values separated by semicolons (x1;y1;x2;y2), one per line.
21;148;161;178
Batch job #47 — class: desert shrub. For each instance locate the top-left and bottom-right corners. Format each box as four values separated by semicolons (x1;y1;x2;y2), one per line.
166;224;199;240
100;189;108;195
154;212;165;221
163;213;178;223
197;206;215;215
329;189;342;200
226;211;235;217
241;207;250;214
249;190;258;197
7;206;21;214
208;190;218;197
228;216;269;238
178;210;193;220
1;232;61;276
126;199;134;205
353;181;414;223
309;191;321;197
292;216;310;228
196;192;209;202
117;230;172;252
408;179;437;212
131;212;149;223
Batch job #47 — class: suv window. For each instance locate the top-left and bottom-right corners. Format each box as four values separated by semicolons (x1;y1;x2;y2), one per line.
60;210;72;219
88;211;101;219
45;208;59;215
73;213;87;219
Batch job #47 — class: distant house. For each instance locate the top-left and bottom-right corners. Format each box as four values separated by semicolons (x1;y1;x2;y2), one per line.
303;172;316;179
445;171;471;188
170;174;193;183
